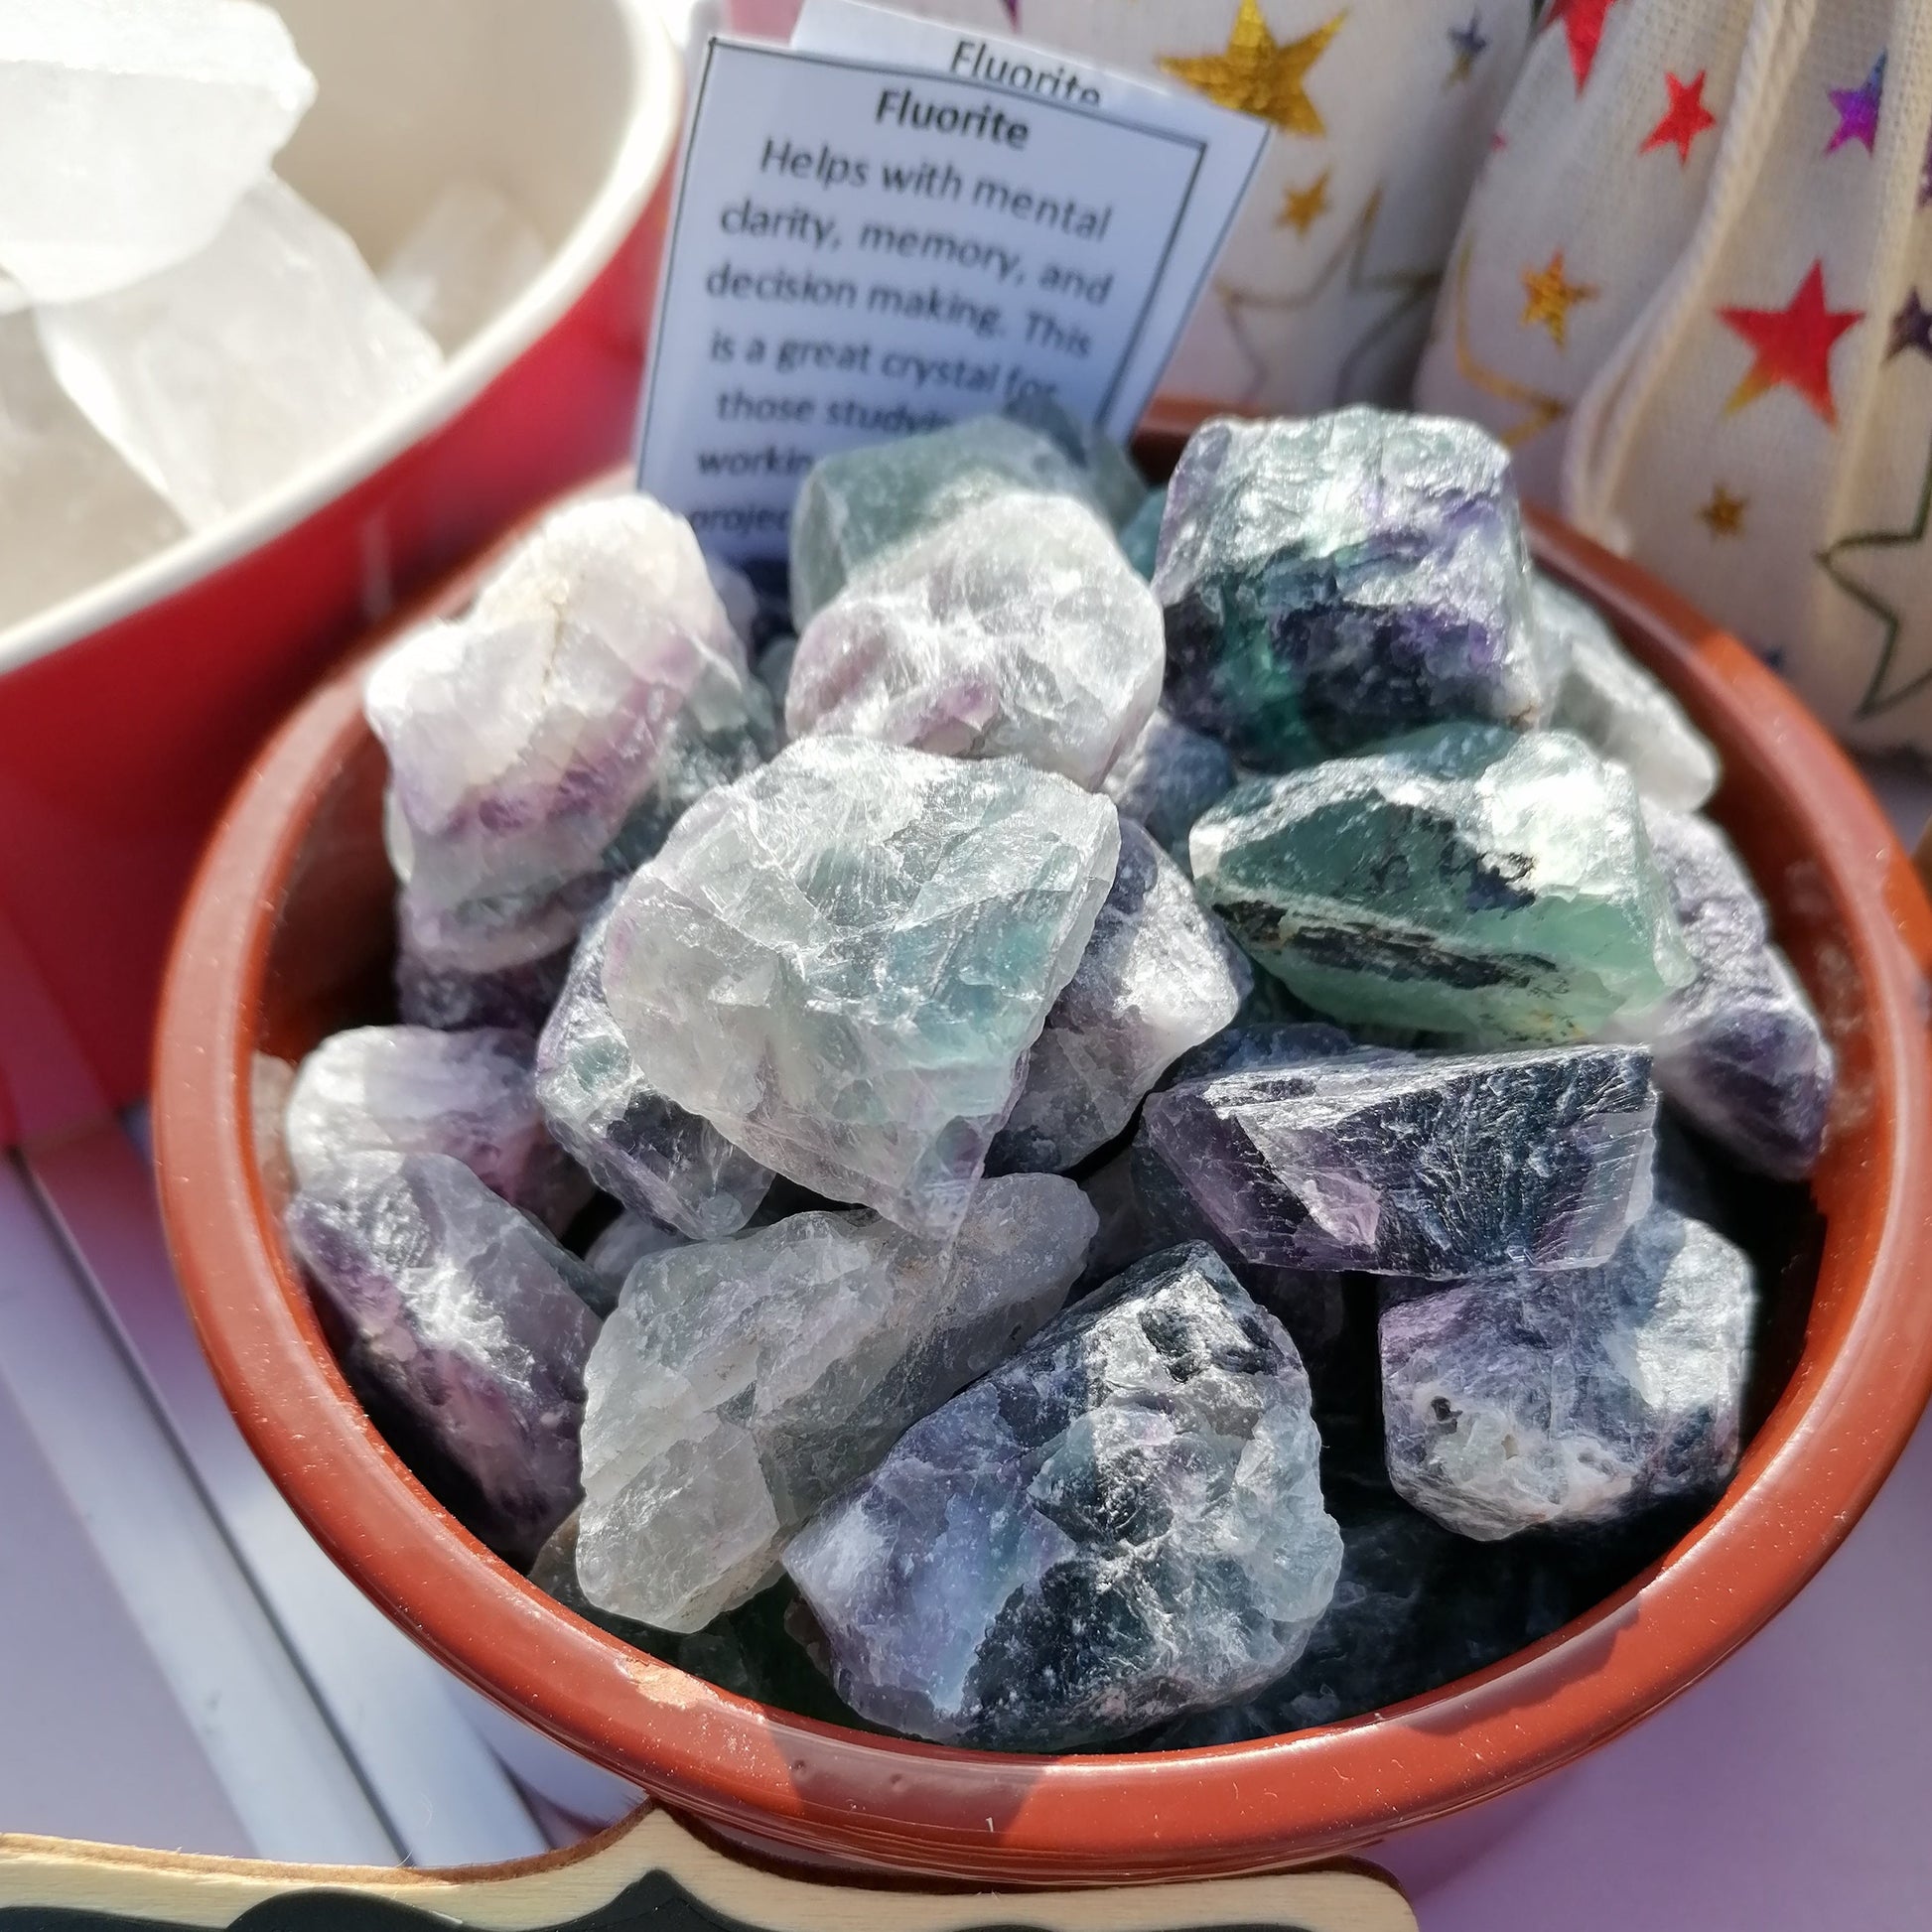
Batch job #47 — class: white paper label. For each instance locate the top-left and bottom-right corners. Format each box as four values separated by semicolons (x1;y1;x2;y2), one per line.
634;27;1263;562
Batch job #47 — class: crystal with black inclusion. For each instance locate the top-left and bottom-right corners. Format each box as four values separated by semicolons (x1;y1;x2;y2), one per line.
1152;409;1562;767
784;1243;1341;1750
1190;722;1693;1043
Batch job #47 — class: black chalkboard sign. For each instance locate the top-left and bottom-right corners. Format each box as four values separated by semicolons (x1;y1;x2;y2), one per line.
0;1806;1412;1932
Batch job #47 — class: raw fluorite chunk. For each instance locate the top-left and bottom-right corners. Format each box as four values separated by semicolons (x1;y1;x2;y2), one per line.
991;822;1249;1173
1118;485;1167;581
1142;1043;1657;1278
582;1211;686;1310
785;1243;1342;1750
1539;577;1720;811
600;738;1120;1235
1100;706;1236;861
38;178;440;530
285;1151;602;1564
0;0;316;304
536;902;773;1242
754;632;797;712
379;180;546;353
285;1026;591;1235
786;492;1164;788
0;314;183;628
788;414;1108;621
1153;409;1558;767
1380;1205;1755;1540
367;493;770;978
1610;804;1834;1179
397;939;574;1035
1149;1484;1576;1743
576;1176;1096;1632
1000;391;1150;529
1190;723;1694;1042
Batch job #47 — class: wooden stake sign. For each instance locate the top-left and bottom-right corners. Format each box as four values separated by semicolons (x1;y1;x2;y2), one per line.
0;1805;1413;1932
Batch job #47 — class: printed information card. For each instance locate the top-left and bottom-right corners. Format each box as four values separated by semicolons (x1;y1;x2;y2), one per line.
636;8;1265;562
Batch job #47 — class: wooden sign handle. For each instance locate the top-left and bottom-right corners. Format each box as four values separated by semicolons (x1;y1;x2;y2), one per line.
0;1802;1414;1932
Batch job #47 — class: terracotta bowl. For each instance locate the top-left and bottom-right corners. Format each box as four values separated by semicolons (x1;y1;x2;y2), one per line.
154;463;1932;1885
0;0;680;1147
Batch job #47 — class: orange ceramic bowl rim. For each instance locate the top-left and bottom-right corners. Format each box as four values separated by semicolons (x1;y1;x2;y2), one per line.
154;501;1932;1886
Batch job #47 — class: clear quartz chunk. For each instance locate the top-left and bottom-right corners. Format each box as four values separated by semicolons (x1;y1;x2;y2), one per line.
1142;1043;1658;1278
1379;1205;1756;1540
576;1175;1096;1633
1609;803;1834;1178
785;1242;1343;1750
367;492;771;979
536;900;774;1243
285;1151;602;1566
1154;408;1560;767
787;491;1164;789
379;179;546;353
1190;722;1694;1042
600;737;1120;1236
788;414;1112;622
0;314;183;628
1539;576;1720;811
285;1025;591;1235
0;0;316;304
991;821;1250;1173
37;177;441;530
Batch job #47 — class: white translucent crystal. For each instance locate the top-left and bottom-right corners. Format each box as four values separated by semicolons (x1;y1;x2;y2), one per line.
601;737;1121;1236
993;821;1251;1173
576;1175;1097;1632
786;492;1165;788
583;1211;686;1304
380;180;547;354
285;1025;590;1235
0;0;316;304
37;177;441;530
1540;577;1720;812
367;493;765;976
0;314;183;628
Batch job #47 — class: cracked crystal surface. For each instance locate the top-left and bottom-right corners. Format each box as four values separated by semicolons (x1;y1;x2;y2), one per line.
1380;1205;1755;1539
600;737;1119;1235
1143;1042;1657;1278
1154;409;1559;767
788;491;1163;788
1190;722;1693;1041
785;1242;1342;1750
576;1175;1095;1632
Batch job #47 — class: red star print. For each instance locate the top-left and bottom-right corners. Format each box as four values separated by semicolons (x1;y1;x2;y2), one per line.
1544;0;1622;94
1719;261;1863;426
1641;69;1718;164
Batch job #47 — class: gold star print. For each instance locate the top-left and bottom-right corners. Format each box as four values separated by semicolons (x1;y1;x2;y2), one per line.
1520;250;1599;347
1219;187;1442;406
1160;1;1346;136
1278;169;1332;234
1699;484;1748;537
1449;243;1570;449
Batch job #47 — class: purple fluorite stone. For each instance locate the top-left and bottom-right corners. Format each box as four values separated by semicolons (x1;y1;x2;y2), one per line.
1142;1043;1657;1278
1609;803;1834;1179
1379;1204;1755;1540
785;1242;1341;1750
285;1150;602;1565
284;1025;591;1234
1152;408;1558;767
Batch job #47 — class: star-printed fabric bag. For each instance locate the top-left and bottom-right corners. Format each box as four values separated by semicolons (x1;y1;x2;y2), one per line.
736;0;1536;412
1417;0;1932;757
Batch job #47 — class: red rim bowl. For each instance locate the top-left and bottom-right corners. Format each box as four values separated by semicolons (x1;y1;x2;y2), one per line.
154;472;1932;1885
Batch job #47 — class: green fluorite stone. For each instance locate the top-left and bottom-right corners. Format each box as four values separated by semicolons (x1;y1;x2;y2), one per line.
1189;722;1694;1042
788;414;1105;623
